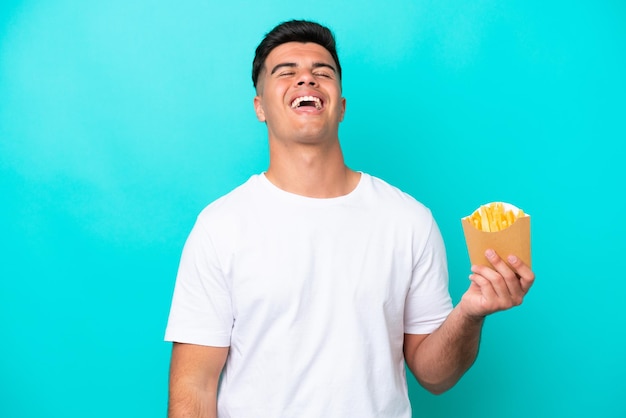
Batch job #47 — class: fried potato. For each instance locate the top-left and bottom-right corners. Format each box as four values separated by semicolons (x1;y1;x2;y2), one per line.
466;202;525;232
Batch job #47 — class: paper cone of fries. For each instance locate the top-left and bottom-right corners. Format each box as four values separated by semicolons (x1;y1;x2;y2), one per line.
461;202;531;268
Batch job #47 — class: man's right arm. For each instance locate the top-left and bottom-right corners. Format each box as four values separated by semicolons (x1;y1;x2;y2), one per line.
168;342;229;418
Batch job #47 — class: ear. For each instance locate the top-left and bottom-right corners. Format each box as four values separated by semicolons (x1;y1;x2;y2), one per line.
338;97;347;122
253;96;266;122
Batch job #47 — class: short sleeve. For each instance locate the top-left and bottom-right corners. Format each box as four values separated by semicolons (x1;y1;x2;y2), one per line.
404;216;453;334
164;218;233;347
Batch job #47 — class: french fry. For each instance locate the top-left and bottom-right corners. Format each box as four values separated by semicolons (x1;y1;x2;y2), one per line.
465;202;526;232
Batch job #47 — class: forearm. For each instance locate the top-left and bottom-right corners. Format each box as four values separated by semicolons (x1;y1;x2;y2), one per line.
168;383;217;418
405;306;484;394
167;343;228;418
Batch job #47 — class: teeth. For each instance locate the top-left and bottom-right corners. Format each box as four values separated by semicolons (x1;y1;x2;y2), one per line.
291;96;322;110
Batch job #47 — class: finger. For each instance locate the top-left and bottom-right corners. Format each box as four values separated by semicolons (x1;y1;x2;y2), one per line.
467;272;510;316
506;254;536;294
471;263;512;301
468;273;498;301
484;249;525;303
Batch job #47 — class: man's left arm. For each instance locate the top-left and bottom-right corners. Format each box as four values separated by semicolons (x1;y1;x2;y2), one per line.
404;249;535;395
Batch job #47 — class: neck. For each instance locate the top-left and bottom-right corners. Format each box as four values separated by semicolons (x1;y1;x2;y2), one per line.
265;139;360;198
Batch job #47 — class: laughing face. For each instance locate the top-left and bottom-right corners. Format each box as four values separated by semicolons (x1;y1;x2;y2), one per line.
254;42;346;145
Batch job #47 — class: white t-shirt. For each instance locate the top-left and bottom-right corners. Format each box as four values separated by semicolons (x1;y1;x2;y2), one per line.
165;172;453;418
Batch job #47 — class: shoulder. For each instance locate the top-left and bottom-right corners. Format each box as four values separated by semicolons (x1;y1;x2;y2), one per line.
191;174;266;233
199;175;262;215
361;173;433;221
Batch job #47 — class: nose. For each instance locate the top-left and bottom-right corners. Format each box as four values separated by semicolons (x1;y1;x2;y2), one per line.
296;70;318;87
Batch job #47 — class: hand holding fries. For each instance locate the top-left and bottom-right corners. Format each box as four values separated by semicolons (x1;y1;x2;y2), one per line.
460;248;535;319
459;202;535;318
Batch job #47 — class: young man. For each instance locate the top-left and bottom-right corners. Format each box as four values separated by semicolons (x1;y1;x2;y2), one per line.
165;20;535;418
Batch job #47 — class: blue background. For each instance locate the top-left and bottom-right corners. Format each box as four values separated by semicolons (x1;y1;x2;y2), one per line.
1;1;625;417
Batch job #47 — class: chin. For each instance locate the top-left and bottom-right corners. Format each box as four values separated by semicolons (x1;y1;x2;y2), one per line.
295;128;334;143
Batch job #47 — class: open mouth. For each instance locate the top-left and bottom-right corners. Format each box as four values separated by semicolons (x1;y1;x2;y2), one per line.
291;95;323;110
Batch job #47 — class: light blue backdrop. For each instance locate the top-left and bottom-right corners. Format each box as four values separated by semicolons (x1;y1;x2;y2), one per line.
1;1;625;417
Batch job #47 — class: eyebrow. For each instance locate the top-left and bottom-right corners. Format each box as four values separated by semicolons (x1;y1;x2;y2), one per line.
270;62;337;75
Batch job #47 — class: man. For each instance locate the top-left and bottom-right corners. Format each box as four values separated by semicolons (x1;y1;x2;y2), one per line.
165;20;535;418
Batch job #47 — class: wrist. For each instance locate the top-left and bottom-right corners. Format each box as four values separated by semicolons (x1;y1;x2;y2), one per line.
456;302;487;326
